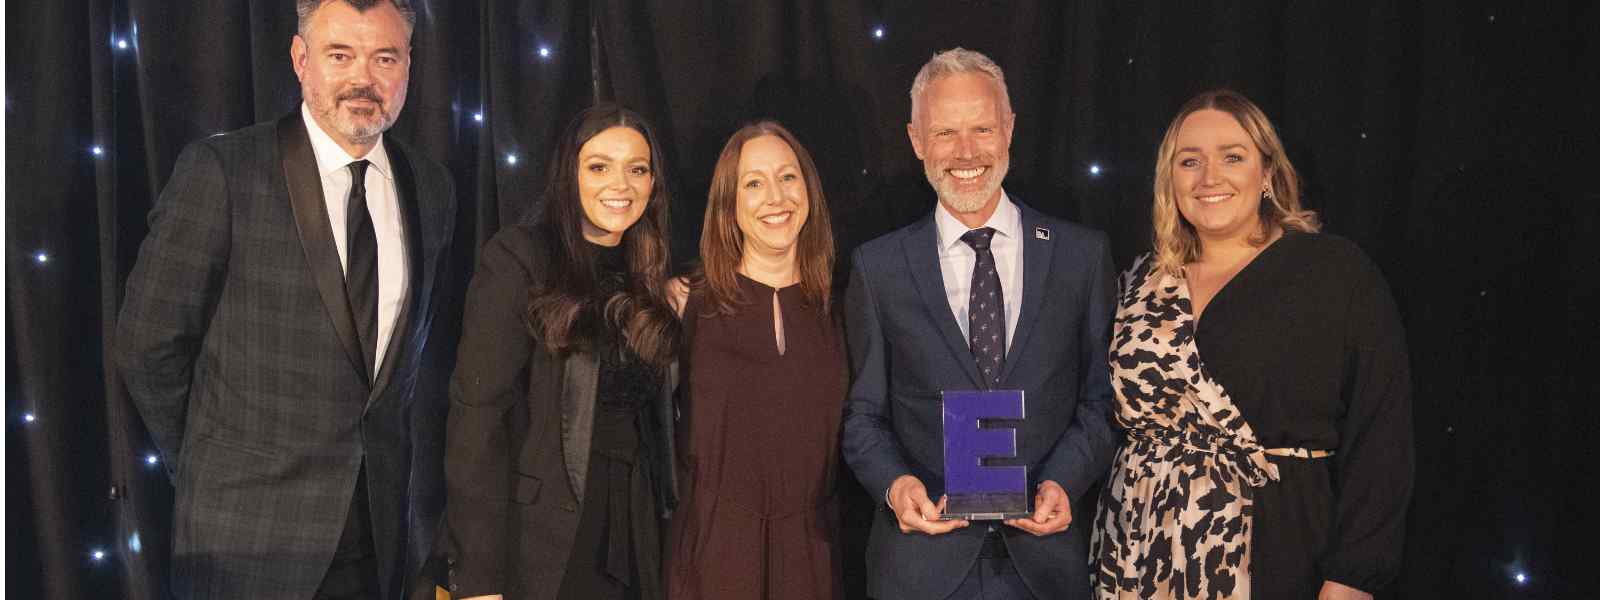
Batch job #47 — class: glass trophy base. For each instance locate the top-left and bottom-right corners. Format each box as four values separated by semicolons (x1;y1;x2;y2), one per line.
939;491;1031;521
938;512;1033;521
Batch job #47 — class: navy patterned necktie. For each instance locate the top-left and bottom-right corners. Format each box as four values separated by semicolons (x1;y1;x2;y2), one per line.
345;160;378;380
961;227;1005;389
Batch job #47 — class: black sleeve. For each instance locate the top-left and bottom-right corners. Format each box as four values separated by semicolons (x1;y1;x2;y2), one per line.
1318;251;1414;592
442;229;537;597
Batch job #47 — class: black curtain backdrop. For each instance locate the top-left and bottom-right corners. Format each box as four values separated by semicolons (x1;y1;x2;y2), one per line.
7;1;1597;598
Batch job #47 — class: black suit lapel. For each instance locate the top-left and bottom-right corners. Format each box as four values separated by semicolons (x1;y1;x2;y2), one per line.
902;215;985;388
1000;201;1055;384
368;140;427;406
278;113;369;383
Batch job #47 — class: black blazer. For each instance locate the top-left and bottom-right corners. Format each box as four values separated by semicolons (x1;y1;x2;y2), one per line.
840;198;1119;600
115;112;457;599
442;224;679;599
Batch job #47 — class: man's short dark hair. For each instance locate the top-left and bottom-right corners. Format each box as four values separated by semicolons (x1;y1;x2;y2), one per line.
296;0;416;37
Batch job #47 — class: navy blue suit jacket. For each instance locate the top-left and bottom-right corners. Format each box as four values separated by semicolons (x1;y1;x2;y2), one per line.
841;198;1117;600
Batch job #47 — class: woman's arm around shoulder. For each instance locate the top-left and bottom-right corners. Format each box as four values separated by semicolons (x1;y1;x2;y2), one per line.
669;276;691;319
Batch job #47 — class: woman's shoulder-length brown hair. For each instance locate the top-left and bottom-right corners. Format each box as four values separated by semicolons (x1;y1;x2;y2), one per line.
696;120;835;316
1150;89;1320;276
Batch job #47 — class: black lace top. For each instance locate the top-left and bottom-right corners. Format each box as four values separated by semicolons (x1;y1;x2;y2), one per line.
590;242;659;458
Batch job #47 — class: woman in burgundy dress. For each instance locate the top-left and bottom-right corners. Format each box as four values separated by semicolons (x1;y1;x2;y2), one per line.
666;121;846;600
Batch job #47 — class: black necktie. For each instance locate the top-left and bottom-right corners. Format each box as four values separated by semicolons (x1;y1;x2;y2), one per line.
345;160;378;380
961;227;1005;389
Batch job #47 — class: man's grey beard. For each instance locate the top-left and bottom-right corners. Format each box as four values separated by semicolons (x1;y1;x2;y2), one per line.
327;104;392;145
926;159;1008;214
309;85;397;146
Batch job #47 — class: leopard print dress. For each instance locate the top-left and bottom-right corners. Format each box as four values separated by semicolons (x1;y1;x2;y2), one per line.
1090;254;1286;599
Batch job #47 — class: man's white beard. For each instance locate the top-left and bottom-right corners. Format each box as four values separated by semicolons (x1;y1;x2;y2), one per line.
927;158;1008;214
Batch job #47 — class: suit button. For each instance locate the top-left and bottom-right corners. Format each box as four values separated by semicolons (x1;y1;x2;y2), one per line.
446;556;456;566
449;583;459;592
560;502;577;512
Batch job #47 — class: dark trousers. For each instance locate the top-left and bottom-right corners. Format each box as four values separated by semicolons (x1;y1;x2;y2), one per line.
943;528;1034;600
315;468;380;600
944;558;1033;600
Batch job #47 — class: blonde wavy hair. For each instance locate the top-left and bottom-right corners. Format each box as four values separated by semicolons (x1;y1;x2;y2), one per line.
1151;89;1319;276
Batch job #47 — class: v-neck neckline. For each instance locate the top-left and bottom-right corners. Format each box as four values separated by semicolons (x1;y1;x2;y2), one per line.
1183;232;1294;333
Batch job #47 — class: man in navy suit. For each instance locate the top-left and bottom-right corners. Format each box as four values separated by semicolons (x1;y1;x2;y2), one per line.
842;47;1118;599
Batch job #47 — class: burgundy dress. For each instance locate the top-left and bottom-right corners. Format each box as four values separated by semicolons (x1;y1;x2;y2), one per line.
667;275;847;600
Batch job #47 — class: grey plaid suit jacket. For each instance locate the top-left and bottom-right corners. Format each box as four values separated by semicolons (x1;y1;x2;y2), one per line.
115;111;456;600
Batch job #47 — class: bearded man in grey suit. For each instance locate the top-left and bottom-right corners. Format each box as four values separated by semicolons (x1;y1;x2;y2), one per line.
115;1;455;597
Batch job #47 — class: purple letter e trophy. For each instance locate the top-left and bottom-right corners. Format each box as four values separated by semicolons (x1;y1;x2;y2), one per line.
940;390;1029;520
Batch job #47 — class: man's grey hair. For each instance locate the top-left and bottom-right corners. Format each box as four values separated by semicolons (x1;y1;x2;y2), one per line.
297;0;416;37
908;47;1012;125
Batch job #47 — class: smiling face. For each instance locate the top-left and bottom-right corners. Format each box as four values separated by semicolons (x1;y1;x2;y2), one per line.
908;72;1015;216
1170;109;1271;245
291;0;411;157
576;126;654;246
734;135;810;261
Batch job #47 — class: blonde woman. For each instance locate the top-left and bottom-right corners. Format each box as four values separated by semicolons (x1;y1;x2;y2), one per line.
1091;90;1412;599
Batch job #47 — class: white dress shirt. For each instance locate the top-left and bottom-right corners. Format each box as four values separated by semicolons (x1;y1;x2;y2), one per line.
934;191;1024;352
302;103;409;379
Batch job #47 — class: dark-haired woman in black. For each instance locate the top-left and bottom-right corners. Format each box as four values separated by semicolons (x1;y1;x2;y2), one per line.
444;105;683;600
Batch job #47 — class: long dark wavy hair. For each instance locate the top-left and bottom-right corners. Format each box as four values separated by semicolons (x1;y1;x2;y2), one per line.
523;104;680;369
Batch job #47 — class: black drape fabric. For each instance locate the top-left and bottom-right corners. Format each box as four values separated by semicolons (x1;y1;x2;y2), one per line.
5;1;1597;598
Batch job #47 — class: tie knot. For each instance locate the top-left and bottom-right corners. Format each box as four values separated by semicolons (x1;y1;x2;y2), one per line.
960;227;997;251
348;160;370;186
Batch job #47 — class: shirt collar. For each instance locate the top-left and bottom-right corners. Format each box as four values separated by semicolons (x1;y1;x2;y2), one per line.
934;190;1021;251
301;103;392;181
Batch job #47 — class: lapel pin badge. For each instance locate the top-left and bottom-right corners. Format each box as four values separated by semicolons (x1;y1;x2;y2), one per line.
1035;226;1051;240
